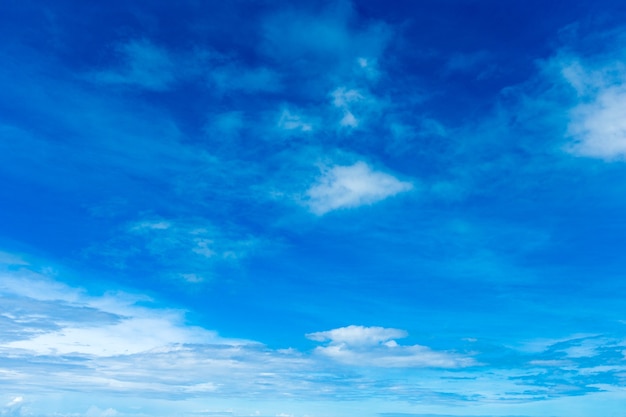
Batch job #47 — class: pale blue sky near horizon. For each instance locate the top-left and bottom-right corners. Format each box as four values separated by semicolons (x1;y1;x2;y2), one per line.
1;1;626;416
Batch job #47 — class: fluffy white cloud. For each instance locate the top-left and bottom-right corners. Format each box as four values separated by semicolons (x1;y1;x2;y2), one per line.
0;268;235;356
307;326;475;368
305;162;413;215
566;85;626;159
557;55;626;159
0;258;313;398
306;325;407;346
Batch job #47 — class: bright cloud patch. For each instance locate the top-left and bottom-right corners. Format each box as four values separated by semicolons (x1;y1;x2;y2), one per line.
567;85;626;159
560;57;626;159
306;325;407;346
307;325;475;368
305;162;413;215
0;270;232;356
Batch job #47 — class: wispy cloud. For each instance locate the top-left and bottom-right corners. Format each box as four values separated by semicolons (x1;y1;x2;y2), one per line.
305;162;413;215
566;83;626;159
89;217;262;283
3;252;626;413
1;397;24;417
537;33;626;160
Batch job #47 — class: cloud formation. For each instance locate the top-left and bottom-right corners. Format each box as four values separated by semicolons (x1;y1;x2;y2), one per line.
548;44;626;160
307;325;475;368
566;84;626;159
305;162;413;215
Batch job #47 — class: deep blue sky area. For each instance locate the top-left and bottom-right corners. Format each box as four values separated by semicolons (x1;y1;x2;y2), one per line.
2;1;626;417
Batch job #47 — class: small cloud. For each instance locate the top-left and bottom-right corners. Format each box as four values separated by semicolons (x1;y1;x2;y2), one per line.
92;217;262;282
331;87;383;129
356;57;379;80
129;220;172;232
305;162;413;215
1;396;24;417
306;325;407;346
339;111;358;127
307;325;474;368
566;85;626;159
5;398;23;408
277;109;313;132
179;273;205;284
332;87;364;108
548;51;626;160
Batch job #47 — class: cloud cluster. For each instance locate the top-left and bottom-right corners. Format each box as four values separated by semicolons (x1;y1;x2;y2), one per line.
2;249;626;414
0;255;478;403
307;325;475;368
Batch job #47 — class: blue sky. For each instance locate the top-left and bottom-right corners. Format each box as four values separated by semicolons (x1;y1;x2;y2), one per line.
2;0;626;416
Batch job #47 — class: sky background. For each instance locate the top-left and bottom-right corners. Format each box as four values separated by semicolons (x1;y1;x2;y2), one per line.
2;1;626;416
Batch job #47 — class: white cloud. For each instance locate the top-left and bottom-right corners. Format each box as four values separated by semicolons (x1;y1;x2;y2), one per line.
0;269;233;356
332;88;364;108
1;396;24;417
307;326;475;368
305;162;413;215
553;52;626;160
330;86;386;130
566;85;626;159
306;325;406;346
339;111;358;127
332;88;364;128
5;314;219;356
